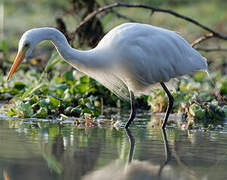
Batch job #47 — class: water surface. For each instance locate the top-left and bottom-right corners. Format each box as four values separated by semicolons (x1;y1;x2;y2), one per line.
0;114;227;180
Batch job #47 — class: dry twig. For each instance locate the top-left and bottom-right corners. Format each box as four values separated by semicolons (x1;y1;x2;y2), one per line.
71;2;227;45
190;33;214;47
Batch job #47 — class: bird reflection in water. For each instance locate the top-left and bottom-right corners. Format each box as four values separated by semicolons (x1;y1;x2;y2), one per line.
83;128;172;180
0;120;202;180
124;129;171;180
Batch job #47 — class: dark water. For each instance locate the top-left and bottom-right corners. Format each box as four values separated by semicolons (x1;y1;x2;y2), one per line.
0;113;227;180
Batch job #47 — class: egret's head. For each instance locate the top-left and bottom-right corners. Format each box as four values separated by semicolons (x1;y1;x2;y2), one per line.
7;29;40;80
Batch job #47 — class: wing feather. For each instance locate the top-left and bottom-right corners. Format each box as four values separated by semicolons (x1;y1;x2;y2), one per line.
82;68;130;101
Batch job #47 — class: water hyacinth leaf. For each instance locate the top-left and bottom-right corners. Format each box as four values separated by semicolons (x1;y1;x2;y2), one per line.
199;92;214;102
76;83;90;94
33;107;48;118
189;103;206;119
91;109;100;117
83;107;92;114
179;79;189;92
13;81;26;90
28;95;39;105
38;84;49;95
48;96;60;108
55;84;68;93
62;70;74;82
18;102;33;118
39;99;49;107
80;75;89;83
172;92;184;111
194;71;207;82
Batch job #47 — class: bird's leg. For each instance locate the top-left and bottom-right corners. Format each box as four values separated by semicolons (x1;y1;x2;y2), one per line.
125;91;136;129
158;128;171;176
125;128;135;163
160;82;174;129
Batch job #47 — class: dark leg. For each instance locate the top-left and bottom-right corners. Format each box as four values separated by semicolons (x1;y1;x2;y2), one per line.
160;82;174;129
158;128;171;176
125;128;135;163
124;91;136;129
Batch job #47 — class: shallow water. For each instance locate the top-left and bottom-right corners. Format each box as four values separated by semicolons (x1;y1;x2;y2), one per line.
0;113;227;180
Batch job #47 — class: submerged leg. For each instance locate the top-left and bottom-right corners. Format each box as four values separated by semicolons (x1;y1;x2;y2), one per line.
158;128;171;176
125;91;136;129
160;82;174;129
125;128;135;163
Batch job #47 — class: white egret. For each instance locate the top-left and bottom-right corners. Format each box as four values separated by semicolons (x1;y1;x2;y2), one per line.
7;23;207;129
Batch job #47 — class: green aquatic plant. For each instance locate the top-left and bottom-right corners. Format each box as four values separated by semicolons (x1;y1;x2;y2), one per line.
1;49;227;128
148;71;227;127
1;52;119;119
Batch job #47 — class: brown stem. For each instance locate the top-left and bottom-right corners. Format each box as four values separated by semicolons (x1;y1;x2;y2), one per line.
190;33;214;47
71;2;227;43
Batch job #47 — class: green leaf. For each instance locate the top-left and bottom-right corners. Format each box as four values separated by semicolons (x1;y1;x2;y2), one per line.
194;71;207;82
48;96;60;108
80;75;89;83
18;102;33;118
189;103;206;119
28;95;39;105
39;99;49;107
13;81;26;90
7;107;17;117
62;70;74;82
33;107;48;118
220;79;227;95
76;83;89;94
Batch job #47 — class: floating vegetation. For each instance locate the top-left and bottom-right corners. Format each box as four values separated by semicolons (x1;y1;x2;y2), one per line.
1;46;227;129
148;71;227;128
0;52;120;120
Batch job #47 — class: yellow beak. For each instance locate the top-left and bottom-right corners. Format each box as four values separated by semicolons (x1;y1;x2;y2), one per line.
7;45;28;80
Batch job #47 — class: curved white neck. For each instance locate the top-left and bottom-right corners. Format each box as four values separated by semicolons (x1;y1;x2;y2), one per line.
32;28;105;70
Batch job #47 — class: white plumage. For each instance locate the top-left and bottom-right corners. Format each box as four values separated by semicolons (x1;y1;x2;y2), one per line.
95;23;207;95
8;23;208;129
